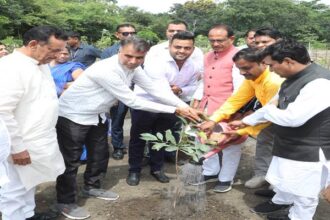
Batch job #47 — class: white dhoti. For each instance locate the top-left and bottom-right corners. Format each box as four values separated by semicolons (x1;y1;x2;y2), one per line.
0;163;36;220
266;149;330;220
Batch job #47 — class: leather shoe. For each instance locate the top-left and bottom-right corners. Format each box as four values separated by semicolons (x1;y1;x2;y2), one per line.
126;172;140;186
267;213;290;220
26;211;59;220
151;170;170;183
112;149;124;160
254;189;276;198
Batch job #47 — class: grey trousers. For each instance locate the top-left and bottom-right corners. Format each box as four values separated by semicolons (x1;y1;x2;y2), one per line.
254;125;274;176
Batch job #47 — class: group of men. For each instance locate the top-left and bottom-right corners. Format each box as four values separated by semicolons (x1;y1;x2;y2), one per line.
0;20;330;220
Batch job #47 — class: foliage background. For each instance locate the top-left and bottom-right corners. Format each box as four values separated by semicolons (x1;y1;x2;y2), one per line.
1;0;330;49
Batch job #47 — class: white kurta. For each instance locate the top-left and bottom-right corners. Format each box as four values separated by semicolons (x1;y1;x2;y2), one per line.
0;118;10;186
243;78;330;198
0;51;65;190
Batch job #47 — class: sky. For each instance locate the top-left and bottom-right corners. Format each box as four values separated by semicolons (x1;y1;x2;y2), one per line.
116;0;197;13
117;0;330;14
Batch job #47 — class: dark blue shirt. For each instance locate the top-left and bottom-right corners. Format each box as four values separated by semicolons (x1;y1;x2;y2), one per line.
101;42;120;59
69;43;101;67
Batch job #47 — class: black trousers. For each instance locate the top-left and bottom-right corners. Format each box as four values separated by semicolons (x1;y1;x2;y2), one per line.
56;116;109;203
128;109;179;173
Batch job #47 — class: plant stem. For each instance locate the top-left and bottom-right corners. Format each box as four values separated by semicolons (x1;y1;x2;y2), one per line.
175;149;179;179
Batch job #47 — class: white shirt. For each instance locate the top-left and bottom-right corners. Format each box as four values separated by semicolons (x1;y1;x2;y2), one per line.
243;78;330;127
135;50;199;102
0;51;65;190
0;118;10;186
146;41;204;74
59;55;188;126
242;78;330;198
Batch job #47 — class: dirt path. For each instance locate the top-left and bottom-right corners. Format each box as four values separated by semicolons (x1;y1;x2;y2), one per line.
34;119;330;220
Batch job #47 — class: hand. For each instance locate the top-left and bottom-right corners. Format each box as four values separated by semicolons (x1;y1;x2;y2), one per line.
12;150;31;165
170;85;182;95
228;120;248;130
198;120;217;136
191;99;200;110
322;185;330;203
175;106;203;123
218;131;241;145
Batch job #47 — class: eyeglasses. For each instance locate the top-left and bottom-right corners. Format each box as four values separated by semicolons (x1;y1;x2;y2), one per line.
119;32;137;36
208;38;229;44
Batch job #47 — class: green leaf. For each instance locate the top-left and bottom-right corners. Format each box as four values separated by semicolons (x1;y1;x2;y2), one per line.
199;144;210;152
177;116;188;125
192;154;199;162
165;129;176;144
140;133;159;141
151;143;167;151
165;146;179;152
198;131;207;141
156;132;163;140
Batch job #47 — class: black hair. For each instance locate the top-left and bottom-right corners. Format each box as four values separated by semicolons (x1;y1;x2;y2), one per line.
120;36;150;53
170;31;195;43
23;26;67;46
167;20;188;29
233;47;263;63
209;24;234;37
244;28;257;38
261;38;311;64
116;23;136;32
254;27;282;40
66;31;81;40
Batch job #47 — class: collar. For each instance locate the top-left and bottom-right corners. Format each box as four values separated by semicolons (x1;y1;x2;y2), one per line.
13;50;39;65
213;44;236;57
117;55;135;74
254;67;270;84
286;63;313;81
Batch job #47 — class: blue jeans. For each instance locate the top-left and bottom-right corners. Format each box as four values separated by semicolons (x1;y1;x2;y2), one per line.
110;101;129;149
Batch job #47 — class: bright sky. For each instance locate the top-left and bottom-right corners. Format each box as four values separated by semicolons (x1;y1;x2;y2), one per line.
116;0;196;13
117;0;330;13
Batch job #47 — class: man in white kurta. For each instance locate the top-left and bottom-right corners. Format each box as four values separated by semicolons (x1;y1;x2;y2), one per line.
235;39;330;220
0;118;10;187
0;26;67;220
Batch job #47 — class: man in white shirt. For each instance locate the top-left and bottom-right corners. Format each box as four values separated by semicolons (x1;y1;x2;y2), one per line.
127;31;200;186
145;20;204;73
0;26;67;220
231;39;330;220
55;36;201;220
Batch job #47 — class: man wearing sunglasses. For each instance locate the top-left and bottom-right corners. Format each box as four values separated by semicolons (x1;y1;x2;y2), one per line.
101;23;137;59
101;24;137;161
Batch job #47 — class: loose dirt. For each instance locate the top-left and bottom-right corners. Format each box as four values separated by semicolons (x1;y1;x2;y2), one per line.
33;119;330;220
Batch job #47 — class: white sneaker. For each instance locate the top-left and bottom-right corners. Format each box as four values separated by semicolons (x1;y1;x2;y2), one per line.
56;203;90;220
244;175;266;188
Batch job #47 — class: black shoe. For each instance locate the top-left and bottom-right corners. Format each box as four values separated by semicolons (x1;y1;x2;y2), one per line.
254;189;276;198
126;172;140;186
251;200;291;214
112;149;124;160
150;170;170;183
26;211;59;220
267;212;290;220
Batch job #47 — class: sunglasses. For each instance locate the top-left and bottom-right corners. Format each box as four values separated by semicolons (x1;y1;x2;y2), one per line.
120;32;137;36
